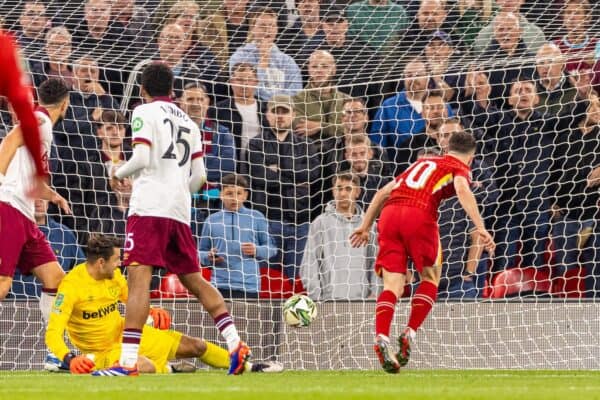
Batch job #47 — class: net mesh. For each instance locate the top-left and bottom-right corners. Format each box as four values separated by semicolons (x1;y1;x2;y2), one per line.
1;0;600;370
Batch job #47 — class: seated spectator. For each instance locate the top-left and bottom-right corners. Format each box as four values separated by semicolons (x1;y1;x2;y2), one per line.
380;0;451;86
551;94;600;297
300;172;378;300
476;11;535;109
110;0;156;62
451;0;493;51
89;172;131;238
229;6;302;101
293;50;349;142
313;6;380;100
535;43;578;117
94;109;129;178
423;31;463;105
199;174;276;298
553;0;597;75
221;0;250;59
29;26;74;90
370;58;453;170
248;95;321;281
435;119;498;299
277;0;324;67
331;97;393;175
346;0;409;51
396;89;447;170
210;63;267;173
342;135;393;208
10;199;85;298
179;82;236;209
16;1;49;58
472;0;546;56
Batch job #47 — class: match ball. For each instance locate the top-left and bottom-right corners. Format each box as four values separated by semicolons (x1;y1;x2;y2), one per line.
283;294;317;327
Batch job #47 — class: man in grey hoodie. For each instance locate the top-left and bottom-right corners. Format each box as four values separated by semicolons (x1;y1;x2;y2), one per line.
300;172;378;300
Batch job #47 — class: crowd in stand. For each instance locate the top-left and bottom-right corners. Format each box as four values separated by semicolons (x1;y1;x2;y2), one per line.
2;0;600;300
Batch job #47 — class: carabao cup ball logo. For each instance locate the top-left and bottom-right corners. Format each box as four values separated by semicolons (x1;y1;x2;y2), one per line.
132;117;143;132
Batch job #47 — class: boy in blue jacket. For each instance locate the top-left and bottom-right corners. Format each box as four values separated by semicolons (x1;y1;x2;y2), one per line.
199;174;276;298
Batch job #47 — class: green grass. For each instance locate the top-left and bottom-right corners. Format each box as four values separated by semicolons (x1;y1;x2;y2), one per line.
1;370;600;400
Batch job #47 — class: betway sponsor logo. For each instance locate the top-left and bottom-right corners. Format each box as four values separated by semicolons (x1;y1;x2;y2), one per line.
82;302;118;319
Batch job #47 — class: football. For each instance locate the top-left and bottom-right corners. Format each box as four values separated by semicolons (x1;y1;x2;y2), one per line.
283;294;317;327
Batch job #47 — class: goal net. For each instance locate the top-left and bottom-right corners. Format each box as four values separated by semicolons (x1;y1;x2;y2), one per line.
2;0;600;371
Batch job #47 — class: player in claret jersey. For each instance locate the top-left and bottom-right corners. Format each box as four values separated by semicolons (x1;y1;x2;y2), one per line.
350;130;495;374
93;62;250;377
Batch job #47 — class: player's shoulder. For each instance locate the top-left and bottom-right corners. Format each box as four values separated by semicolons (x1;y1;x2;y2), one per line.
59;263;87;288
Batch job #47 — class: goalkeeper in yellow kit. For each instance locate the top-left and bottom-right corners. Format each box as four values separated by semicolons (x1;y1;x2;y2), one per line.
45;235;282;375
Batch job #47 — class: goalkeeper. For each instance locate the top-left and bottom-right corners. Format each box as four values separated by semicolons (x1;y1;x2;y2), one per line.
45;234;281;374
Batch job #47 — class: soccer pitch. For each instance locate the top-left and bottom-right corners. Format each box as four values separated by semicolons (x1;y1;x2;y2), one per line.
1;370;600;400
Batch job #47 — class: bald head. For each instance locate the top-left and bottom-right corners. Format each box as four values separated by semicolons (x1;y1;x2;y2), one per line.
308;50;337;87
494;12;521;54
536;43;565;89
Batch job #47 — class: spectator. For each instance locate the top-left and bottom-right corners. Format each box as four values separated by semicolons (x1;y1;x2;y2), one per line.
248;95;321;281
229;6;302;101
452;0;493;50
199;174;276;298
472;0;546;56
89;173;131;238
332;97;393;175
16;1;50;58
470;78;554;272
342;135;393;208
277;0;325;67
293;50;349;142
535;43;578;117
180;82;236;205
110;0;156;62
221;0;250;58
551;94;600;297
29;27;74;90
435;118;498;299
94;109;129;178
210;63;267;173
370;59;453;169
380;0;451;85
11;199;85;298
396;89;447;170
476;12;535;109
553;0;596;75
300;172;377;300
423;31;463;105
346;0;409;51
312;6;380;100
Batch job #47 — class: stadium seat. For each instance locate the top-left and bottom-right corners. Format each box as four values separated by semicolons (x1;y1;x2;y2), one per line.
150;273;194;299
489;267;551;298
259;266;295;299
551;267;586;298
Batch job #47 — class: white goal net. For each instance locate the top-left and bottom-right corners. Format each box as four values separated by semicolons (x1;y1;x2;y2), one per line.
1;0;600;371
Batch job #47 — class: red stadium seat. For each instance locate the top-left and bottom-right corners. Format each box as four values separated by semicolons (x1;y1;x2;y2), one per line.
489;267;551;298
551;267;586;298
259;266;295;299
150;273;194;299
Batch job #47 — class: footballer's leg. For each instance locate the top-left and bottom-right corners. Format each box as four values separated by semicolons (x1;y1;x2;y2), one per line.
374;269;405;374
178;271;250;375
0;275;12;301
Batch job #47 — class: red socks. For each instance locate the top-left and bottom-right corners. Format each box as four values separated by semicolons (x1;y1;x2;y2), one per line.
407;280;438;332
375;290;397;337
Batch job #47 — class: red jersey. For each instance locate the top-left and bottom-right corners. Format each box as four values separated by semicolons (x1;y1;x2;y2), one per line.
385;155;471;219
0;31;45;177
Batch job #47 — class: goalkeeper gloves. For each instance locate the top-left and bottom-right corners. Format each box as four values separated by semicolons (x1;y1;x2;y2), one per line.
64;353;95;374
148;307;171;330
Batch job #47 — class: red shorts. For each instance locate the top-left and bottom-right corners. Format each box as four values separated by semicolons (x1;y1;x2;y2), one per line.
123;215;200;275
0;201;57;277
375;205;442;276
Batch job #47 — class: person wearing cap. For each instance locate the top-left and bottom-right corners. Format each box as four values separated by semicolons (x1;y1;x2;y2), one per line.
345;0;409;51
247;94;322;282
229;6;302;101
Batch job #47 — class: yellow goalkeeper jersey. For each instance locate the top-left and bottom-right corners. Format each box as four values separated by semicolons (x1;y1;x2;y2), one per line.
45;263;128;360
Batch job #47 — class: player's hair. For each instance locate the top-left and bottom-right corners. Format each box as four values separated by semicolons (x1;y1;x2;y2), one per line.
221;173;249;189
141;62;173;97
332;171;360;187
417;147;442;158
86;235;123;264
37;78;69;106
448;131;477;154
423;89;446;103
98;109;126;126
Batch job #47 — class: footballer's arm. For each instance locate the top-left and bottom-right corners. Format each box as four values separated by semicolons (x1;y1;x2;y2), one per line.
189;156;207;193
350;179;396;248
454;175;495;254
113;142;150;182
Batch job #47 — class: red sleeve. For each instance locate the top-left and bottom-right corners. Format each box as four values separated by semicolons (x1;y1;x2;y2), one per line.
0;32;46;177
454;164;471;183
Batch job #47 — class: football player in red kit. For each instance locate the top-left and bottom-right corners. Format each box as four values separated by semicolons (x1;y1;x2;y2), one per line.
350;129;495;373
